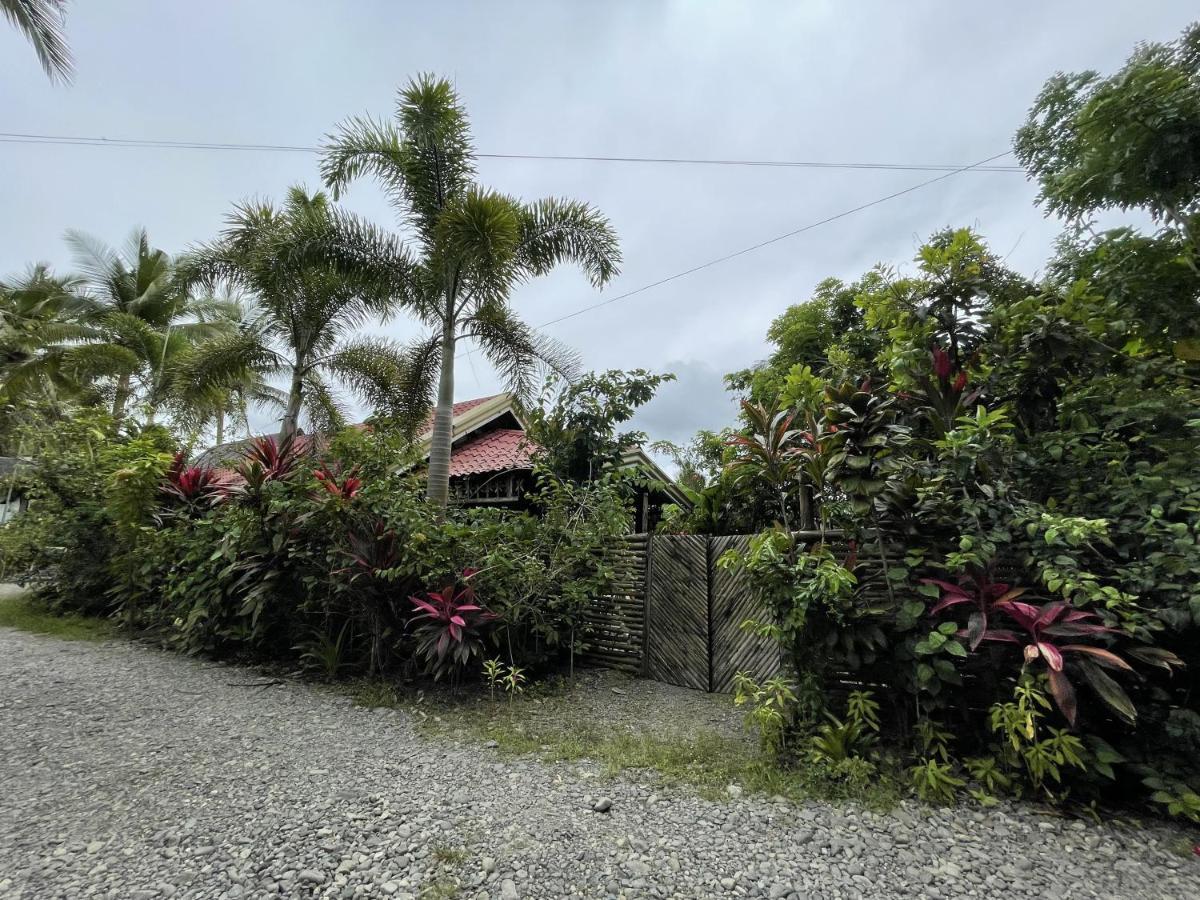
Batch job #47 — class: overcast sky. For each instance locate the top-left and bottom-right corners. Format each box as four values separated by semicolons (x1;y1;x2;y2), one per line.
2;1;1195;450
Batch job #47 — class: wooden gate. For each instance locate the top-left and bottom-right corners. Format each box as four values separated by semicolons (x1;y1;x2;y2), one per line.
644;535;710;691
582;532;797;692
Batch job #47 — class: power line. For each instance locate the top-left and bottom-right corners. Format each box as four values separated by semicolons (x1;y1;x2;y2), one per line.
0;130;1024;173
455;149;1013;361
535;150;1014;329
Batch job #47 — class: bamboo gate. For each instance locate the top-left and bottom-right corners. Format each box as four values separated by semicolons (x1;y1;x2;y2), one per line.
579;533;792;693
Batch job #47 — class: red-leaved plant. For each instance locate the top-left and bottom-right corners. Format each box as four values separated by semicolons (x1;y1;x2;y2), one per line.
921;575;1026;651
409;569;497;680
923;576;1184;725
160;452;236;514
313;464;362;500
235;434;302;494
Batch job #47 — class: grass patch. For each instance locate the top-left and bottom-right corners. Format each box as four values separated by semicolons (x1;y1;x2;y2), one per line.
418;877;461;899
422;703;903;809
432;843;468;865
342;678;401;708
0;591;115;642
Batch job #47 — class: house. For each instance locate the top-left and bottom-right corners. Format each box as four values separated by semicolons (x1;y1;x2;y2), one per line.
196;393;686;532
416;393;687;531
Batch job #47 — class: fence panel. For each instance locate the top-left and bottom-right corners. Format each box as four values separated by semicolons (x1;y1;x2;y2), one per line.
579;533;648;674
709;534;786;693
644;534;710;691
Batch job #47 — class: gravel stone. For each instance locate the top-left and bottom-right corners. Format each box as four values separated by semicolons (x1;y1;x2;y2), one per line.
1;626;1199;898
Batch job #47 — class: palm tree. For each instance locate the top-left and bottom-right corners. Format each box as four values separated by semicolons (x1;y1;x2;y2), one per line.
61;228;233;422
2;0;72;83
171;297;287;444
319;74;621;510
0;264;92;406
181;187;412;441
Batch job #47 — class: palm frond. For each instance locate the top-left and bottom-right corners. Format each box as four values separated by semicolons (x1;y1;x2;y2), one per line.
59;342;142;381
177;331;286;397
516;197;622;288
321;74;475;245
437;189;522;295
322;336;411;416
466;301;581;404
2;0;72;83
301;370;347;435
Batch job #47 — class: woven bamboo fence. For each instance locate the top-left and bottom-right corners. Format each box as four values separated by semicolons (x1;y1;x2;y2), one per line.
578;533;648;674
580;530;908;694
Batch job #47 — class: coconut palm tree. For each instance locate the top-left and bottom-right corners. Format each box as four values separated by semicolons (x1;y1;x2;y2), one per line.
319;74;622;510
60;228;235;421
0;264;92;406
2;0;72;83
180;187;412;441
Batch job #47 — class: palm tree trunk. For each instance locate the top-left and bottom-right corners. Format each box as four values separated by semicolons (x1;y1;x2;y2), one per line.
279;366;305;441
426;322;456;514
215;409;225;445
111;372;131;421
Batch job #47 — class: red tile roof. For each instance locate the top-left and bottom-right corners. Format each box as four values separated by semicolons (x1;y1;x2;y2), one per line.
418;395;501;435
448;428;538;477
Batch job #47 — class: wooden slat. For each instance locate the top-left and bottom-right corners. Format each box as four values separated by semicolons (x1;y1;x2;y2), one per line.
710;534;786;693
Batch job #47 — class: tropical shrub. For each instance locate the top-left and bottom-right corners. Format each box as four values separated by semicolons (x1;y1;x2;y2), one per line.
409;570;496;680
693;23;1200;821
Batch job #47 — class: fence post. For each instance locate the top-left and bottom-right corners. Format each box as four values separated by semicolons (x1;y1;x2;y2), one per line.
641;532;654;678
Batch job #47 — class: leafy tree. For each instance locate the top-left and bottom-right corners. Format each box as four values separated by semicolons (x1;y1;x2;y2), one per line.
2;0;72;83
524;369;674;483
0;264;92;408
319;74;621;511
2;231;237;423
728;275;886;401
63;229;239;422
182;187;411;440
1015;21;1200;234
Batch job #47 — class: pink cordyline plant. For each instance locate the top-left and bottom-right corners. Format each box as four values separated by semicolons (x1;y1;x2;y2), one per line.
409;569;497;679
923;577;1182;726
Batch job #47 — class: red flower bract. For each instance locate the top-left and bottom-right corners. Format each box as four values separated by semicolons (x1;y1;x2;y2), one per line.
932;347;953;380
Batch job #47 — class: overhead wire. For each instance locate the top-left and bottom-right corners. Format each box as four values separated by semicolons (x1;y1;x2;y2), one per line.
0;130;1023;173
455;148;1016;361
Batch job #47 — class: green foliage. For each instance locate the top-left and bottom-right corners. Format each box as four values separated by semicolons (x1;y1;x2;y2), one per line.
318;74;622;509
909;759;965;805
525;369;675;484
732;671;798;758
483;657;503;702
694;25;1200;822
1015;21;1200;226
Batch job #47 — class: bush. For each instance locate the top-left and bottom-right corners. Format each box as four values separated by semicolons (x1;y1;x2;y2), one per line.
5;416;632;686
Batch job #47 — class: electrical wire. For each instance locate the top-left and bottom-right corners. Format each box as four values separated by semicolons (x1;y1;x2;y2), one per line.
0;130;1023;173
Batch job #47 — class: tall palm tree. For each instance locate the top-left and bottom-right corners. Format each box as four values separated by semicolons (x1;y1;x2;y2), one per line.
320;74;621;510
181;187;412;441
2;0;72;83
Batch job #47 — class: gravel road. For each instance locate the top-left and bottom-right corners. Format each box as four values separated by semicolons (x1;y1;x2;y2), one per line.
2;627;1198;899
